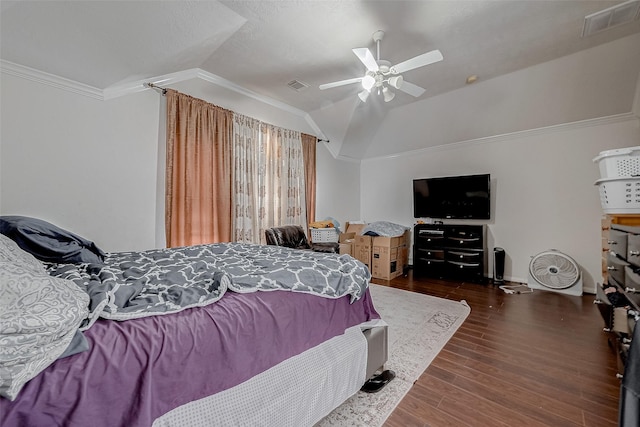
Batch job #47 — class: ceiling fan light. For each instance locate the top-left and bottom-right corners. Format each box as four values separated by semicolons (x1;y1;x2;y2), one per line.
361;74;375;91
358;89;370;102
388;75;403;89
382;87;395;102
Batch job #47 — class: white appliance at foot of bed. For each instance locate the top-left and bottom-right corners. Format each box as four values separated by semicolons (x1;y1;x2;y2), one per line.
154;320;388;427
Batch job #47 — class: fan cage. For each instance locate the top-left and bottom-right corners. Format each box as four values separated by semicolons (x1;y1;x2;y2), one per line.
529;251;580;290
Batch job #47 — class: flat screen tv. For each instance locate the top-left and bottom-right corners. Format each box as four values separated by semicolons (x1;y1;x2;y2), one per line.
413;174;490;219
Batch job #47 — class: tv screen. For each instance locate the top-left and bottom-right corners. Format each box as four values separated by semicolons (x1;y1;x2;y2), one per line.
413;174;490;219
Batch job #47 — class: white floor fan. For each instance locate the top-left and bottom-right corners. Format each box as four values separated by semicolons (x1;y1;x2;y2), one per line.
528;250;583;296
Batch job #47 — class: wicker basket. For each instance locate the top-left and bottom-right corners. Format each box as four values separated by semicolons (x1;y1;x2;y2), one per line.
310;228;339;243
593;146;640;179
595;177;640;213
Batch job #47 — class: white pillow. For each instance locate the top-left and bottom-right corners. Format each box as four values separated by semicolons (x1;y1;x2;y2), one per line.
0;261;89;400
0;233;46;274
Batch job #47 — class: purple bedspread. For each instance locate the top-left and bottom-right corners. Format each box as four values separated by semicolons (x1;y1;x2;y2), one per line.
1;288;380;427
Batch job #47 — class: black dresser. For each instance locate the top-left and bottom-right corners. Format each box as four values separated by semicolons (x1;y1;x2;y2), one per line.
413;224;486;282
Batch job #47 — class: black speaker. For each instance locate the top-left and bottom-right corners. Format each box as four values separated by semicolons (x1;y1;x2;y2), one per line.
493;247;505;283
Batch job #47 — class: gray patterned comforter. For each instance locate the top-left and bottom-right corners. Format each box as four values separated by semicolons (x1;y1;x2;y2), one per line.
47;243;371;330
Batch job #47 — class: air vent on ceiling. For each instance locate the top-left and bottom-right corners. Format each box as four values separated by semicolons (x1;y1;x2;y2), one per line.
582;0;640;37
287;80;309;91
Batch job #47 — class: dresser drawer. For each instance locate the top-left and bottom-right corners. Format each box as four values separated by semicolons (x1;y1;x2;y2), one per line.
613;306;632;334
624;266;640;307
446;227;483;249
607;252;629;285
616;339;631;376
413;258;446;277
447;250;481;263
446;236;482;249
625;265;640;290
628;233;640;263
595;283;613;331
416;230;445;247
446;260;482;279
416;248;445;261
608;228;629;258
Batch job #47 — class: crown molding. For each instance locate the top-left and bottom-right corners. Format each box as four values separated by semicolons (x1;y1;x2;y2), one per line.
2;61;327;141
334;154;362;164
1;60;103;100
363;112;639;163
194;69;309;119
102;68;200;100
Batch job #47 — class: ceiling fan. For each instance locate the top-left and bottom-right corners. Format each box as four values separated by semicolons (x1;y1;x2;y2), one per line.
319;30;443;103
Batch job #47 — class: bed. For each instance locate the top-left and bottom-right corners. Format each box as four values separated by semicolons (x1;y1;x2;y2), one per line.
0;217;388;426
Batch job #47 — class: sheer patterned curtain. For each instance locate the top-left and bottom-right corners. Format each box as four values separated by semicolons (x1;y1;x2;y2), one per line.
165;89;233;247
232;114;260;243
233;114;307;243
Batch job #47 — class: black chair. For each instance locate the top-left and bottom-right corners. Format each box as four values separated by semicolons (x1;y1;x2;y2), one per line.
265;225;339;253
264;225;311;250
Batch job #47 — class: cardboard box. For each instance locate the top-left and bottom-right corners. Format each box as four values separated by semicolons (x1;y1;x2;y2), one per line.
353;238;372;270
371;230;411;280
339;222;369;261
338;232;356;256
344;222;366;236
353;234;373;269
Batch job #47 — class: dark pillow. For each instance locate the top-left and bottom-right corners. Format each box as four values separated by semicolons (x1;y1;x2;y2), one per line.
0;216;106;264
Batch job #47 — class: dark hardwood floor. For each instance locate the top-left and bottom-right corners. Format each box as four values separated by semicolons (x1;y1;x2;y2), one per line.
378;271;620;427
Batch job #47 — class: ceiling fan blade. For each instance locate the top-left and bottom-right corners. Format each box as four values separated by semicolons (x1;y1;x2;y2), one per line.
319;77;362;90
390;49;443;74
352;48;379;72
398;80;426;97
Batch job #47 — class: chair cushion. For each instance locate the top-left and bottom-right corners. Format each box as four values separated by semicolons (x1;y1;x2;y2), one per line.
311;242;340;253
265;225;310;249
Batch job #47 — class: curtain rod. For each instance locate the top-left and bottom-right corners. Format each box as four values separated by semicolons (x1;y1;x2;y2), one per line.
148;82;327;142
145;82;167;95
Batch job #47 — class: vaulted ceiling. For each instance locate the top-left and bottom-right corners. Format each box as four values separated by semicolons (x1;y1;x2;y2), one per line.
2;1;640;158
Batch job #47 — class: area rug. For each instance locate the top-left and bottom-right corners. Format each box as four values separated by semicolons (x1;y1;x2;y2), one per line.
317;283;471;426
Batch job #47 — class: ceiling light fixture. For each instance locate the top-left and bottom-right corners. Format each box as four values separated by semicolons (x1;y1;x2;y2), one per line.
382;86;395;103
358;89;370;102
361;73;376;91
388;75;403;89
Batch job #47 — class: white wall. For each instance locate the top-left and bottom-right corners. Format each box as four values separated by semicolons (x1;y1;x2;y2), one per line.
315;142;360;229
0;73;160;252
0;73;318;252
360;117;640;292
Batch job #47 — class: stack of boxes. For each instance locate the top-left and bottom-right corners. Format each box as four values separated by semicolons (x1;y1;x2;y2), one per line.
338;222;410;280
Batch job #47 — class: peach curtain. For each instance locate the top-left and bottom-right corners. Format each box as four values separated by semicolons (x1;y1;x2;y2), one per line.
301;133;317;226
165;89;233;247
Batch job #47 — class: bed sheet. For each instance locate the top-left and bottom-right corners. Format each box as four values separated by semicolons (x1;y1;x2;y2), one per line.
0;288;380;427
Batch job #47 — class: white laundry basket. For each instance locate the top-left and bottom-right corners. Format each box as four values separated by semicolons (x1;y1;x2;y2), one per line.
595;177;640;213
593;146;640;179
310;228;339;242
